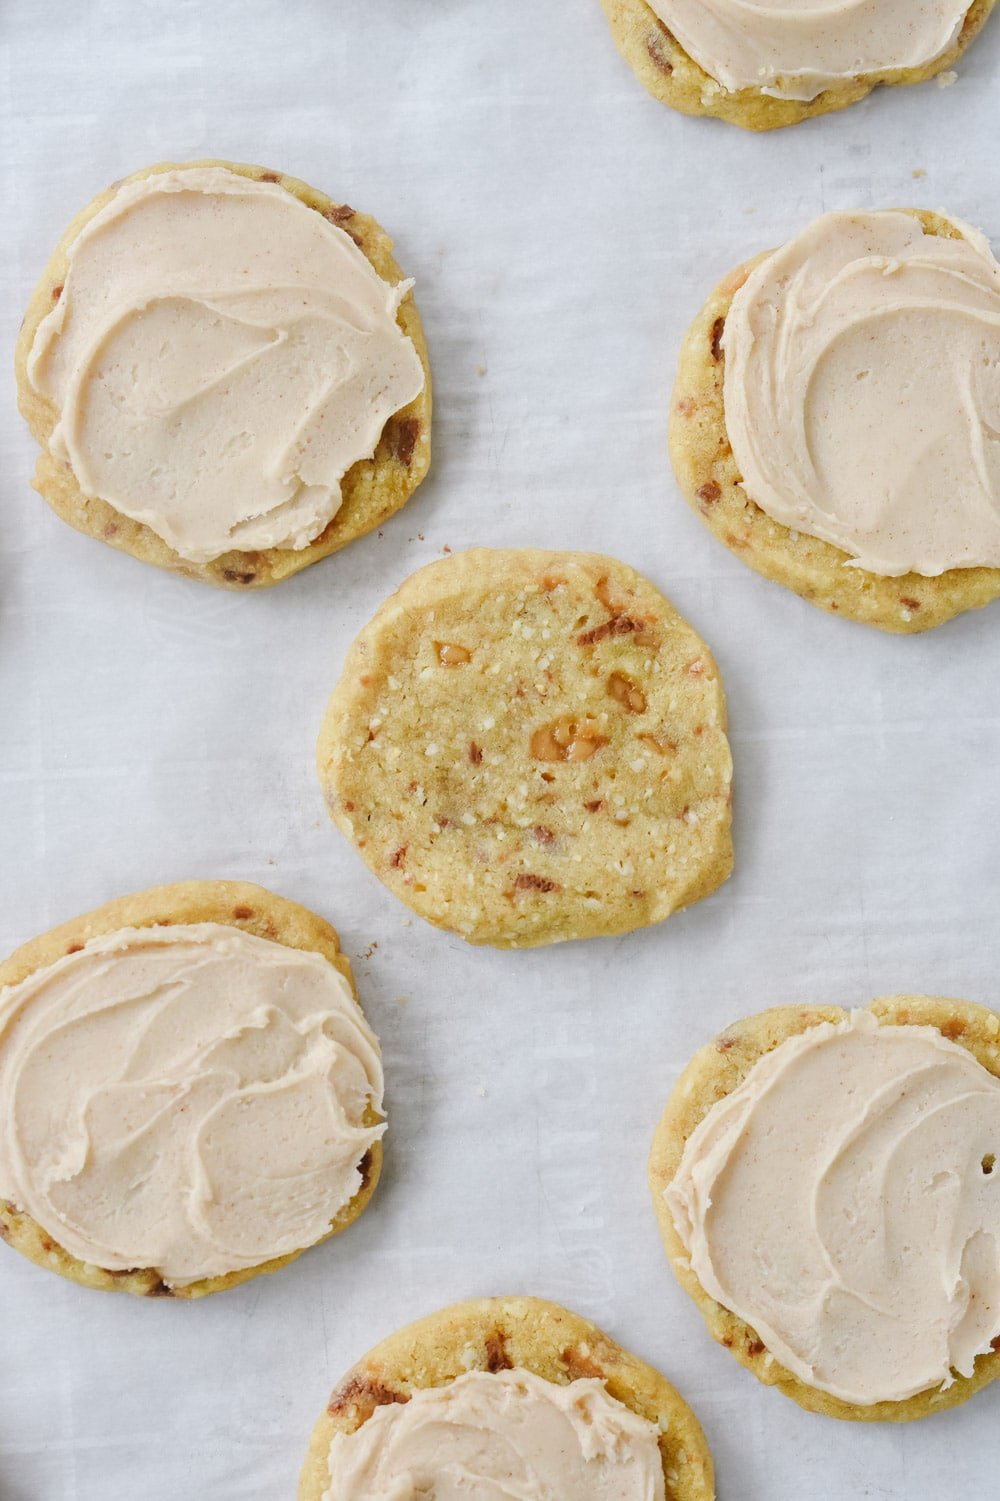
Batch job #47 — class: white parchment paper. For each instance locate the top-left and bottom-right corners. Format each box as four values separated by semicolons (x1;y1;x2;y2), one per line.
2;3;1000;1497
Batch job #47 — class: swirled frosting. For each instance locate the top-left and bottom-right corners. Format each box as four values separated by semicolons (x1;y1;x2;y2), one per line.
666;1010;1000;1405
722;210;1000;577
647;0;971;100
27;166;425;563
324;1369;666;1500
0;923;384;1286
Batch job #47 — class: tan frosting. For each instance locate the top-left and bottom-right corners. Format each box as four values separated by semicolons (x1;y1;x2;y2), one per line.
666;1010;1000;1405
0;923;384;1286
27;167;425;563
646;0;970;99
324;1368;666;1500
722;210;1000;577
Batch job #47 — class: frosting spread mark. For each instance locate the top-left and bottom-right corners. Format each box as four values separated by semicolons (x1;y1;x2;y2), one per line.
722;210;1000;577
666;1010;1000;1405
646;0;972;100
0;923;384;1286
28;167;426;563
323;1368;666;1499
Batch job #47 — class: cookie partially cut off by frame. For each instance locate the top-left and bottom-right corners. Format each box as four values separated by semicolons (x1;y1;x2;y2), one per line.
0;881;384;1299
600;0;996;131
298;1296;715;1501
317;547;733;947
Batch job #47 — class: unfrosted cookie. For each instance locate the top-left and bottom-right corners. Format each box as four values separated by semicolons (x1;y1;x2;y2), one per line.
0;881;384;1298
298;1296;714;1501
601;0;996;130
317;548;733;947
650;995;1000;1420
15;160;431;589
669;209;1000;632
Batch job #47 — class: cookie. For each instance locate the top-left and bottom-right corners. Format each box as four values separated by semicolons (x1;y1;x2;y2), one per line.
317;548;733;947
15;160;432;589
600;0;996;130
0;881;384;1298
650;995;1000;1420
298;1296;714;1501
669;209;1000;631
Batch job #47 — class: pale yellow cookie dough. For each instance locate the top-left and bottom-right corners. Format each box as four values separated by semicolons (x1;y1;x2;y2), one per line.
669;211;1000;632
0;881;383;1299
15;160;432;589
298;1296;715;1501
317;548;733;947
600;0;996;130
649;994;1000;1421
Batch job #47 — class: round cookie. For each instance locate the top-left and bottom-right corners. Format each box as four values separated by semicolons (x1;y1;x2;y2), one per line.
600;0;996;130
669;211;1000;632
298;1295;715;1501
0;880;383;1299
317;548;733;947
15;160;432;589
649;994;1000;1421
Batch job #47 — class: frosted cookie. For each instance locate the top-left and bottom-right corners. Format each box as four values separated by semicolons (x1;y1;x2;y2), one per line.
0;881;384;1298
649;996;1000;1420
601;0;996;130
317;548;733;947
299;1296;714;1501
15;161;431;588
670;209;1000;631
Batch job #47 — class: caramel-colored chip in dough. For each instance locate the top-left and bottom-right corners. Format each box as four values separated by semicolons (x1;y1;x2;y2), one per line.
317;548;733;947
